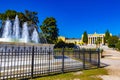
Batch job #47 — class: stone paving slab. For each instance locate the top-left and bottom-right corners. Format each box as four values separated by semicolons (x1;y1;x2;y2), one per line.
100;49;120;80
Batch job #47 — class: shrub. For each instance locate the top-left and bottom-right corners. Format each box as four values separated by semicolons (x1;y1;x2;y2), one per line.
54;40;66;48
116;40;120;50
54;40;75;48
108;36;119;48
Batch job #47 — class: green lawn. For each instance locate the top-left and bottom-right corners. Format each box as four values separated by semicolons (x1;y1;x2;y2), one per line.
32;68;108;80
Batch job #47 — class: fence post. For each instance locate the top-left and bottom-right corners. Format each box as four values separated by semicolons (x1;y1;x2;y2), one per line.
48;47;51;74
83;48;85;69
97;48;100;68
31;46;34;79
74;49;76;58
79;49;80;59
62;47;64;73
89;49;91;63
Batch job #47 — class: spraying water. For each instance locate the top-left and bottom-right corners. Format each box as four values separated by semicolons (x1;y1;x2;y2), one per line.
13;15;20;39
32;28;39;43
21;22;29;43
0;15;47;43
2;19;12;38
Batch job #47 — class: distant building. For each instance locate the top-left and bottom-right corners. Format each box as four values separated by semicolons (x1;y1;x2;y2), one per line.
58;36;83;45
65;38;81;44
81;32;112;45
58;32;112;45
88;32;105;45
58;36;66;42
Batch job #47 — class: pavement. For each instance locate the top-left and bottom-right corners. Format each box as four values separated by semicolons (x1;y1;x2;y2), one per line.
100;48;120;80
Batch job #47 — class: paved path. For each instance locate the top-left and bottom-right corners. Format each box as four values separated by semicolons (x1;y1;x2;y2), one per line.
100;48;120;80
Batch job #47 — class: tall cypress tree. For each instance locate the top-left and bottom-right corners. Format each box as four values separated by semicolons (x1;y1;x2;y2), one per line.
105;30;110;43
83;31;88;44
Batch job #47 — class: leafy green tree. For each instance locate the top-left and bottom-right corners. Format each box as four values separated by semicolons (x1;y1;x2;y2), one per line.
116;40;120;50
105;30;110;43
0;10;39;26
40;17;59;44
83;31;88;44
0;10;17;20
39;33;47;43
108;36;119;48
24;10;39;25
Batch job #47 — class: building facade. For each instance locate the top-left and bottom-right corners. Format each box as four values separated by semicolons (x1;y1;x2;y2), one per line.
87;32;105;45
58;36;83;45
58;36;66;42
58;32;112;45
65;38;81;44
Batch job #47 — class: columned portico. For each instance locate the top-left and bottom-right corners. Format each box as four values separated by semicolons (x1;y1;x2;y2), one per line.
87;32;105;45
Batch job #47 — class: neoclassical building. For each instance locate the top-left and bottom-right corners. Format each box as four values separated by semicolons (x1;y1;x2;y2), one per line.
58;32;112;45
87;32;105;45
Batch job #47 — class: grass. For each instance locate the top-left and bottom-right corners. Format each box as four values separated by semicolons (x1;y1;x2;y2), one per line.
32;68;108;80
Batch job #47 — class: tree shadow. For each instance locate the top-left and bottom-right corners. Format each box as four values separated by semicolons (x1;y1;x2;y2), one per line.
54;56;69;59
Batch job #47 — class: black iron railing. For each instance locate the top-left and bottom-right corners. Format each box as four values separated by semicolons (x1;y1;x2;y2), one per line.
0;45;100;79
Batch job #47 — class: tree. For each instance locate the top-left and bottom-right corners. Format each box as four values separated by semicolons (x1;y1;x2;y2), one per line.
116;40;120;50
105;30;110;43
39;33;47;43
0;10;39;26
40;17;59;44
0;10;17;20
108;36;119;48
24;10;39;25
83;31;88;44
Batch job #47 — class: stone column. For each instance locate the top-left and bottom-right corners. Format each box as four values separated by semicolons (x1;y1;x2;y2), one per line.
90;37;91;44
92;37;93;44
91;37;92;44
95;37;97;43
88;38;89;44
94;37;95;44
102;37;104;44
92;37;94;44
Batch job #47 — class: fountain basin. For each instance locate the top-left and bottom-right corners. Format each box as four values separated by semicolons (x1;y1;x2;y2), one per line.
0;38;13;42
0;38;26;43
0;41;54;54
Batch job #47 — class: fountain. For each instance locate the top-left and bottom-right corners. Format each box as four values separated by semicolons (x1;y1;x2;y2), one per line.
0;15;55;80
31;28;39;43
1;19;12;41
0;15;39;43
0;15;54;50
13;15;20;39
21;22;30;43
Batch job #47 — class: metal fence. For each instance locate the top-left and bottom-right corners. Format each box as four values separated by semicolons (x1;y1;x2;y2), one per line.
0;44;100;80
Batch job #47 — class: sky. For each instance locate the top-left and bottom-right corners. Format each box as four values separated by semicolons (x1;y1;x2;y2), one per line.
0;0;120;38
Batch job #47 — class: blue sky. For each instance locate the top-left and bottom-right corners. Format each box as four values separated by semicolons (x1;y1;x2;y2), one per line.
0;0;120;38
